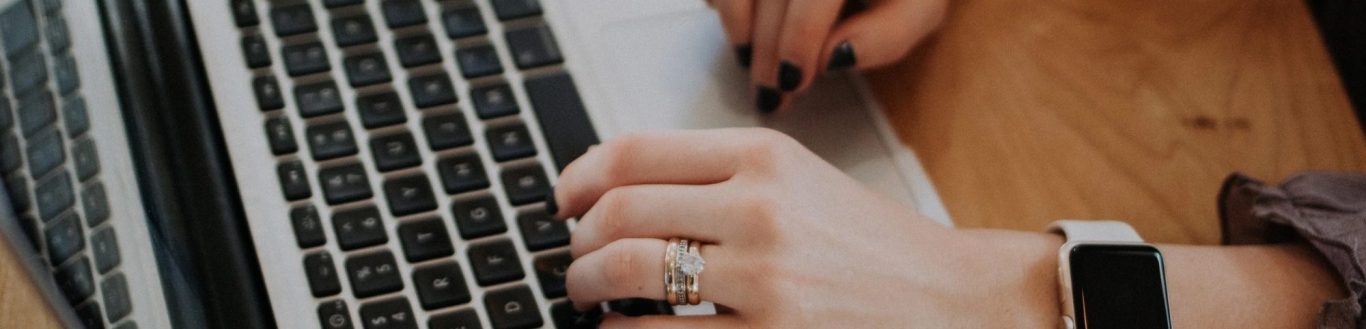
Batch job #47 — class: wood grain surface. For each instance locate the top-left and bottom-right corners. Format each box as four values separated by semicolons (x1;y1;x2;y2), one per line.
3;0;1364;326
867;0;1366;244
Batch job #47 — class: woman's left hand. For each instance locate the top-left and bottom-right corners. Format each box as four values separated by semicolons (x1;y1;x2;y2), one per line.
549;128;1061;328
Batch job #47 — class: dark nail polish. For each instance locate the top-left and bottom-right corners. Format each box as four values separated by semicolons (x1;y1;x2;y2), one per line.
735;44;753;68
778;60;802;91
756;86;781;114
545;188;559;216
827;41;857;71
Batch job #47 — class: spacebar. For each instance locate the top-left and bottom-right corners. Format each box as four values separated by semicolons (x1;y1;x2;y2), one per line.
525;73;600;171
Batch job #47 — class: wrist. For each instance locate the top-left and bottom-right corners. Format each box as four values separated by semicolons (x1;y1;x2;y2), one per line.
947;229;1064;328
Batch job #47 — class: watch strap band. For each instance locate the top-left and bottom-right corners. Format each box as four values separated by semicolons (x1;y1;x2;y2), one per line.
1046;219;1144;243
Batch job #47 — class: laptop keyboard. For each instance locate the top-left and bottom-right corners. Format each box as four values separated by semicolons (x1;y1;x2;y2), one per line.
230;0;667;327
0;0;136;328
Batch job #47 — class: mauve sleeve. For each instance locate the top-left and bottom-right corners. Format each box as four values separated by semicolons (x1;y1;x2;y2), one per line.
1218;171;1366;329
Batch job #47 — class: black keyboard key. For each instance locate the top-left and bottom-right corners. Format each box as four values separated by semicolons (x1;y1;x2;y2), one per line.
357;92;407;129
525;73;599;171
91;227;120;273
305;251;344;297
291;205;327;248
63;95;89;137
412;262;470;310
428;309;481;329
38;0;59;16
332;15;378;47
242;34;272;68
451;196;506;239
26;128;63;179
53;54;79;95
485;124;535;162
551;301;602;329
0;96;10;130
324;0;364;9
9;50;47;95
46;16;69;53
395;34;442;68
55;255;94;303
18;90;55;137
306;121;358;160
346;251;404;298
533;251;571;298
381;0;427;28
345;52;393;87
607;298;673;316
519;211;568;251
1;133;20;173
319;163;372;204
265;116;299;155
319;300;355;329
398;218;454;262
278;161;313;201
0;1;38;56
45;211;83;265
283;42;331;76
360;297;417;329
501;164;549;206
253;76;286;111
102;273;132;322
436;154;489;194
471;83;519;119
73;138;100;181
422;113;472;150
231;0;259;27
490;0;542;21
468;239;524;286
505;25;563;69
484;286;542;329
370;133;421;171
333;206;388;250
7;176;30;212
34;171;73;221
442;7;486;39
81;182;110;226
384;174;437;216
271;4;318;37
455;44;503;79
296;81;345;117
75;301;105;329
408;73;457;108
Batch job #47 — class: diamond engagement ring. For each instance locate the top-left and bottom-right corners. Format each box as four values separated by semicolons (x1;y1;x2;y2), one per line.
664;238;706;306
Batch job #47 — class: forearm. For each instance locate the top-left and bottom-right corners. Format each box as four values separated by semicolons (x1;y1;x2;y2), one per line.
955;230;1343;328
1161;243;1344;328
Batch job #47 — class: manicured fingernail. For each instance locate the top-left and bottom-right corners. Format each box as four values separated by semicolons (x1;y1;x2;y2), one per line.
545;187;559;216
778;60;802;91
756;86;781;114
735;44;752;68
827;41;857;71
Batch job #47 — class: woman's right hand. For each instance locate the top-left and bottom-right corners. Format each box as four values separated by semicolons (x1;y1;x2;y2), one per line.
707;0;948;113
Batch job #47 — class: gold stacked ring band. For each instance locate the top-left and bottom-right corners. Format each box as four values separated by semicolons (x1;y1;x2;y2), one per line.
663;237;706;306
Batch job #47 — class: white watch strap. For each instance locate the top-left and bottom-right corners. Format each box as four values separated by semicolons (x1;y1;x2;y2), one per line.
1046;219;1144;243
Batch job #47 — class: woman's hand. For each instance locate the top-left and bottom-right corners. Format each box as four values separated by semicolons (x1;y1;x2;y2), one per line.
549;128;1063;328
707;0;947;113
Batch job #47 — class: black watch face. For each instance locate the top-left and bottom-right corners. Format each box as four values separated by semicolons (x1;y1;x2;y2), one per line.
1069;244;1171;329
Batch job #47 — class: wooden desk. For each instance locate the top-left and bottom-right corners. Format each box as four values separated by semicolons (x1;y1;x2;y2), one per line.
868;0;1366;244
3;0;1363;326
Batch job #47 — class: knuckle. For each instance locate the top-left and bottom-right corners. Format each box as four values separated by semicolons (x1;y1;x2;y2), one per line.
739;129;798;170
601;244;643;285
594;189;632;238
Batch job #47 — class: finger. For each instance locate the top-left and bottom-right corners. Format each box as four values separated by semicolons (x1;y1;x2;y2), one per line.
713;0;756;67
570;184;736;258
566;238;745;310
775;0;844;93
822;0;946;71
749;0;789;113
601;314;746;329
552;129;762;219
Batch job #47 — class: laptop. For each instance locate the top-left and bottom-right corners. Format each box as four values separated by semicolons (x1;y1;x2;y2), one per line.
0;0;950;327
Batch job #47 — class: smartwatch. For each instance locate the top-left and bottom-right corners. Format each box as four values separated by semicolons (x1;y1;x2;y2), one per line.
1047;220;1172;329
